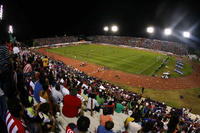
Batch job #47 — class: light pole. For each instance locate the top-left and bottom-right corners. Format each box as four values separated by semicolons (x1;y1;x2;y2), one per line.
164;28;172;36
182;31;190;38
0;4;3;21
111;25;118;33
146;26;154;34
8;25;14;45
103;26;109;35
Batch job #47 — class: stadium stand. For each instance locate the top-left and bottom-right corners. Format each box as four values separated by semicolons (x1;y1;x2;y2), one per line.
33;36;78;46
33;35;188;55
0;42;199;133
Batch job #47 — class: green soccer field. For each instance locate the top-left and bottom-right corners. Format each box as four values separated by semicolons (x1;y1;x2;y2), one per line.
47;44;192;77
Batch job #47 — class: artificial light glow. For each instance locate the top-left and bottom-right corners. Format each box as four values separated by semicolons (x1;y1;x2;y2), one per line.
146;26;154;33
164;28;172;36
183;31;190;38
111;25;118;32
0;5;3;20
8;25;13;34
104;26;109;31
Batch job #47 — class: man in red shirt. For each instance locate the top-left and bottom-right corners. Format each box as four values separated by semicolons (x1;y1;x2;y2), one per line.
62;89;81;118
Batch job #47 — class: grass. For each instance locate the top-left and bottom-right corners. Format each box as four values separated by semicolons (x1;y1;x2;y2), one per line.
155;56;193;77
111;82;200;114
47;44;199;114
47;44;192;77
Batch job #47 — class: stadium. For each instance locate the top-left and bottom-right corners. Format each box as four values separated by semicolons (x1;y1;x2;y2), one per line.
1;0;200;133
31;35;200;132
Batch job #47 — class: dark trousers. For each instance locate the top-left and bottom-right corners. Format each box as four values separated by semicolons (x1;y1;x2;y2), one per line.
0;95;7;122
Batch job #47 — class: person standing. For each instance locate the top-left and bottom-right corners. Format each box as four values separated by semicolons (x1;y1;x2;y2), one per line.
141;87;144;94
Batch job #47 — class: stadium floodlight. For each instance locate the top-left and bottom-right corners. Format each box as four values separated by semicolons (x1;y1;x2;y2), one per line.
146;26;154;34
182;31;190;38
111;25;118;32
103;26;109;32
164;28;172;36
8;25;13;34
0;5;3;20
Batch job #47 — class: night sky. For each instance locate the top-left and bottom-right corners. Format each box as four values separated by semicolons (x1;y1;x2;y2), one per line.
0;0;200;46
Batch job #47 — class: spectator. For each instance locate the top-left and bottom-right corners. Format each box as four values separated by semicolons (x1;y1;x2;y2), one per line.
97;121;114;133
6;97;30;133
141;87;144;94
66;123;76;133
42;56;48;68
34;72;43;103
23;59;33;77
62;88;82;118
81;89;89;102
74;116;90;133
115;100;125;113
125;117;141;133
96;92;104;108
37;103;55;132
51;83;63;105
87;93;99;112
100;108;113;126
13;44;20;55
167;111;179;133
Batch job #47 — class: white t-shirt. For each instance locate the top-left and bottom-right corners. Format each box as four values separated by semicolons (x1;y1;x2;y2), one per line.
13;47;20;54
60;85;69;96
87;98;99;110
127;122;142;133
51;87;63;104
30;81;35;91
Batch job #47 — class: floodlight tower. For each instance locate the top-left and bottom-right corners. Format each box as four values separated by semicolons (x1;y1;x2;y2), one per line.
0;5;3;20
146;26;154;34
8;25;13;34
104;26;109;32
164;28;172;36
182;31;190;38
103;26;109;35
8;25;15;45
111;25;118;33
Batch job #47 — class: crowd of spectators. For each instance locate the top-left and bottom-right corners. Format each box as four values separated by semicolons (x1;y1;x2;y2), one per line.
0;42;199;133
93;36;188;55
33;36;78;46
33;35;188;55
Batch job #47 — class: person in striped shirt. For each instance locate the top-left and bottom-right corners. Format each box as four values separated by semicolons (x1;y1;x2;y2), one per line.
23;59;32;77
6;97;30;133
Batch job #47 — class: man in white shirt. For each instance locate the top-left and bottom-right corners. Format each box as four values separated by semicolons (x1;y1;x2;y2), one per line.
51;84;63;104
87;94;99;111
60;84;69;96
